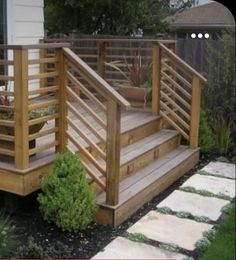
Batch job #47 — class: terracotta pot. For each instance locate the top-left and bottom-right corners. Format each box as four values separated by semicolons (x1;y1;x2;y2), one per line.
0;123;44;152
117;85;151;103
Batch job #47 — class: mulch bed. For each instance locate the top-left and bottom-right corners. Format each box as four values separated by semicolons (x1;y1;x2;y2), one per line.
0;152;226;259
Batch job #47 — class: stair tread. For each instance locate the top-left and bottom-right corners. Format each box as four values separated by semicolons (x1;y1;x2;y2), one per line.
120;129;179;165
96;146;199;207
121;113;159;133
87;129;179;180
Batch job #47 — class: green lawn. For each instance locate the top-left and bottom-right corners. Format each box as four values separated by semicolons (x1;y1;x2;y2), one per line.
201;203;235;260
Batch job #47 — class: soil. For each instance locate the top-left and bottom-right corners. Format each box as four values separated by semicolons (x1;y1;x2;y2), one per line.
0;152;230;259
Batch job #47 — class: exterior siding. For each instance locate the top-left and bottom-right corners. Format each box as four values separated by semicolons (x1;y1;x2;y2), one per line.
7;0;44;44
6;0;44;88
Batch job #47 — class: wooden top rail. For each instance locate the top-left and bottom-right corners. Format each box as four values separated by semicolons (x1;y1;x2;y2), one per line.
0;43;70;50
63;47;131;110
158;42;207;83
44;37;177;44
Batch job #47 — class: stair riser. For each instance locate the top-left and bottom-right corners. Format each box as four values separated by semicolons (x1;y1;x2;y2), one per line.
95;150;199;227
120;119;160;147
119;135;180;181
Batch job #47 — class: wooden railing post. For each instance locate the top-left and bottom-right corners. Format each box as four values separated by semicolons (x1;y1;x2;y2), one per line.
56;48;68;152
152;42;161;116
190;75;201;149
106;99;121;206
14;48;29;169
169;41;177;54
97;41;106;79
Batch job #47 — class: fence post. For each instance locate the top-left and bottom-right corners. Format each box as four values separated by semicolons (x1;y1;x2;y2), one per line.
55;48;68;152
14;48;29;169
97;41;106;79
190;75;201;149
152;42;161;116
106;99;121;206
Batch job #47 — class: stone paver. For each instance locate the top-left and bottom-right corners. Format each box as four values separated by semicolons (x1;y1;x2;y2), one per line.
157;190;229;221
201;162;235;179
127;211;213;251
92;236;187;259
181;174;235;198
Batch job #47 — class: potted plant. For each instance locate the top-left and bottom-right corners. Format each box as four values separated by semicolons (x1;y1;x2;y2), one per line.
105;52;152;107
0;84;57;153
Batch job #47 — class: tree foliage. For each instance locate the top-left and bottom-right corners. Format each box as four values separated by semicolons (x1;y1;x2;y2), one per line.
45;0;170;35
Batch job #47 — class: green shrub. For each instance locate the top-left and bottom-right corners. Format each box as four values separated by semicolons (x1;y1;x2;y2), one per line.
199;111;215;153
38;152;97;231
0;214;16;258
15;237;46;259
213;115;233;155
202;29;235;155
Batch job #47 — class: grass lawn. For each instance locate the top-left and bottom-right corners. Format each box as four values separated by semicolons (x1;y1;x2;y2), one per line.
201;203;235;260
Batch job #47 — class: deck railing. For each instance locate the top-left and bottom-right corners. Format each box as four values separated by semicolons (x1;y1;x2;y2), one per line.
62;48;130;205
43;37;177;85
1;40;206;204
0;44;69;170
153;42;207;148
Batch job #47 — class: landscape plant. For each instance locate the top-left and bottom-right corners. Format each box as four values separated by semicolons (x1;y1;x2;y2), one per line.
0;213;16;258
202;29;235;156
38;152;98;232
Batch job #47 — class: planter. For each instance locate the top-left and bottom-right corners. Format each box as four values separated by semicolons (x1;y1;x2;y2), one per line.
117;84;151;107
0;123;44;153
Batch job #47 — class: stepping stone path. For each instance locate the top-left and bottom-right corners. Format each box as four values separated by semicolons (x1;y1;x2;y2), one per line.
128;211;213;251
92;236;186;259
92;161;235;259
157;190;229;221
201;161;235;179
181;174;235;198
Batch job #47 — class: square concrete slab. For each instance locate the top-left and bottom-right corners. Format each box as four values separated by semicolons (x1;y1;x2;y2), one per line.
201;162;235;179
127;211;213;251
157;190;229;221
181;174;235;198
92;236;187;259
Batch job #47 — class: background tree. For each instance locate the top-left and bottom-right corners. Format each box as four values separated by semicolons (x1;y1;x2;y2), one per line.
45;0;171;35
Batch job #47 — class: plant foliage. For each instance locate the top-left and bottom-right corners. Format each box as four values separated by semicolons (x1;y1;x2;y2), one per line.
38;152;97;232
199;111;215;153
202;29;235;155
16;237;46;259
0;214;16;258
45;0;170;35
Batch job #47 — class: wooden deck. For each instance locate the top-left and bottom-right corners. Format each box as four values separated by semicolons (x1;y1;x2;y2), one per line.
0;42;206;226
0;102;159;194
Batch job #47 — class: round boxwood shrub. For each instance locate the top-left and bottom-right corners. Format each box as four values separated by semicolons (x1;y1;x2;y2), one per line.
38;152;97;231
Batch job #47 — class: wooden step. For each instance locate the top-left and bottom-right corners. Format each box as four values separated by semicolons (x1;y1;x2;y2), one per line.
95;146;199;227
120;129;180;180
88;129;180;189
120;113;160;147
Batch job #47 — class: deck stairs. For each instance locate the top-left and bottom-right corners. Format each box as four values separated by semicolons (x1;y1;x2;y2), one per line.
90;110;199;226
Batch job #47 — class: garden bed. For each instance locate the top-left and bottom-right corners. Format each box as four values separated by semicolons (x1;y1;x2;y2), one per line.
0;153;232;259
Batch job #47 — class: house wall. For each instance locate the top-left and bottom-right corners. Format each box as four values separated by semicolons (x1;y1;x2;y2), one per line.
7;0;44;44
6;0;45;89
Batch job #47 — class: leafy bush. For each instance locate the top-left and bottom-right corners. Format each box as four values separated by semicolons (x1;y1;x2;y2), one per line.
16;237;46;259
38;152;97;231
213;115;233;155
0;214;16;258
199;111;215;153
202;29;235;155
